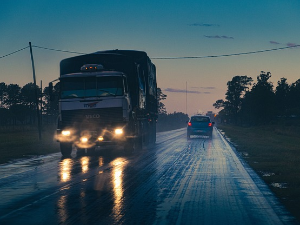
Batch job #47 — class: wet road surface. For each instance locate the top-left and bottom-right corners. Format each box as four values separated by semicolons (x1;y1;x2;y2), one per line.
0;128;297;225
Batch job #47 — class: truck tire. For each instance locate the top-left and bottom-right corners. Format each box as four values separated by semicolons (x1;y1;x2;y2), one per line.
60;142;72;157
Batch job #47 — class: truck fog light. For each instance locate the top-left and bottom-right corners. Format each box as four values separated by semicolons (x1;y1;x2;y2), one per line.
62;130;71;136
115;129;123;135
98;136;104;141
80;137;88;143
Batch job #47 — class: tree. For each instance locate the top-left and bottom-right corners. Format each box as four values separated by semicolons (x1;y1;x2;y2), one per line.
157;111;189;132
21;83;41;107
157;87;167;115
287;79;300;116
242;71;275;125
213;99;225;109
213;75;252;124
275;78;290;116
20;82;41;124
4;84;21;108
43;82;60;123
0;82;7;108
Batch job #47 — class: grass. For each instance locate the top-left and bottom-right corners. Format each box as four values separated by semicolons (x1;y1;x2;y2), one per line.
0;125;59;164
218;124;300;222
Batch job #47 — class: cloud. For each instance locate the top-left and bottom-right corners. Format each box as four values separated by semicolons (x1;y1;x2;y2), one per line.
204;35;234;39
189;23;220;27
164;88;210;94
270;41;280;44
190;86;216;90
286;42;298;47
270;41;299;48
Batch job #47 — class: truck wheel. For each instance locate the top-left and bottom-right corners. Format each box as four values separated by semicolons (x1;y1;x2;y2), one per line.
60;142;72;157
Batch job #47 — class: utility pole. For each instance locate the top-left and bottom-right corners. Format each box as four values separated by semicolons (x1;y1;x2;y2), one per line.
40;80;43;126
186;81;187;116
29;42;42;140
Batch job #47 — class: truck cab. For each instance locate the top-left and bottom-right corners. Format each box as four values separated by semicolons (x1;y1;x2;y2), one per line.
54;50;157;157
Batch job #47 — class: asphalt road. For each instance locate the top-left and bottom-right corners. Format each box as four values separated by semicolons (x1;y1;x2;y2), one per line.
0;128;298;225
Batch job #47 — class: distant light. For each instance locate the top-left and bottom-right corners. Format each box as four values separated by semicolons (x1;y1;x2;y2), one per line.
98;136;104;141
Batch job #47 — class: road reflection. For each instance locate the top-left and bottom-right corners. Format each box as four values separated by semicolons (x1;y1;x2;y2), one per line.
59;158;73;182
57;195;68;223
80;156;89;173
111;158;127;218
56;150;157;224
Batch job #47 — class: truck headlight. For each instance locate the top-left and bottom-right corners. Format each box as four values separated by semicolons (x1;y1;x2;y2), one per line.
80;136;88;143
62;130;71;136
115;129;123;135
98;136;104;141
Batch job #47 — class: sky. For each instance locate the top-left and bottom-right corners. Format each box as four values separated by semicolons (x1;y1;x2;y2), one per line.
0;0;299;116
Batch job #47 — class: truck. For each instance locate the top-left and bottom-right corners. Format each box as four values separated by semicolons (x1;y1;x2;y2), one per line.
52;50;157;156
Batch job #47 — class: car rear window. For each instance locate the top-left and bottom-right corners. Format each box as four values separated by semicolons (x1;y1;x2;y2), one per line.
191;117;210;122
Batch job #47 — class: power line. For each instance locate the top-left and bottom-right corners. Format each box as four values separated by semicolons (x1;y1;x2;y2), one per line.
32;45;86;55
0;46;29;59
32;44;300;59
151;45;300;59
1;44;299;60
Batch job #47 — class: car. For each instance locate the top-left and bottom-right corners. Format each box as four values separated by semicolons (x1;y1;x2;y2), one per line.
187;115;214;139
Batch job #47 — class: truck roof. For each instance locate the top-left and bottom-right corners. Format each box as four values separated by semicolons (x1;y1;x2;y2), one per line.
60;52;136;76
95;50;150;64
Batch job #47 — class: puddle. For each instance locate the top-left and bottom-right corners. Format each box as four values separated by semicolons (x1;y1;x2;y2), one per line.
271;182;288;189
240;152;249;157
259;171;275;177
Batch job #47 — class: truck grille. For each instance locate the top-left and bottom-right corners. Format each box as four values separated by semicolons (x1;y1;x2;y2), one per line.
61;107;123;128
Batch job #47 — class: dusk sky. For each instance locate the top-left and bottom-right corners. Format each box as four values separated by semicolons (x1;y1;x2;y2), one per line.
1;0;299;116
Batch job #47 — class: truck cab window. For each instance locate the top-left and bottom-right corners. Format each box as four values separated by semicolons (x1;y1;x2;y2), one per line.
97;76;124;96
85;77;97;97
61;77;84;98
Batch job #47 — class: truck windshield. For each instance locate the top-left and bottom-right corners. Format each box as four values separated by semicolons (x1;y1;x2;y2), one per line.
61;76;124;99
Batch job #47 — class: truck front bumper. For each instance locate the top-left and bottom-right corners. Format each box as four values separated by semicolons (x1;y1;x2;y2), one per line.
56;127;134;148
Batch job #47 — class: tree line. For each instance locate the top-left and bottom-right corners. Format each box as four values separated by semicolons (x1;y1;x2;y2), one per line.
214;71;300;126
156;87;189;131
0;82;59;127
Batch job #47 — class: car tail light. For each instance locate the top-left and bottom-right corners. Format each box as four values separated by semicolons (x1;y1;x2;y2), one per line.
188;122;192;126
208;123;212;127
